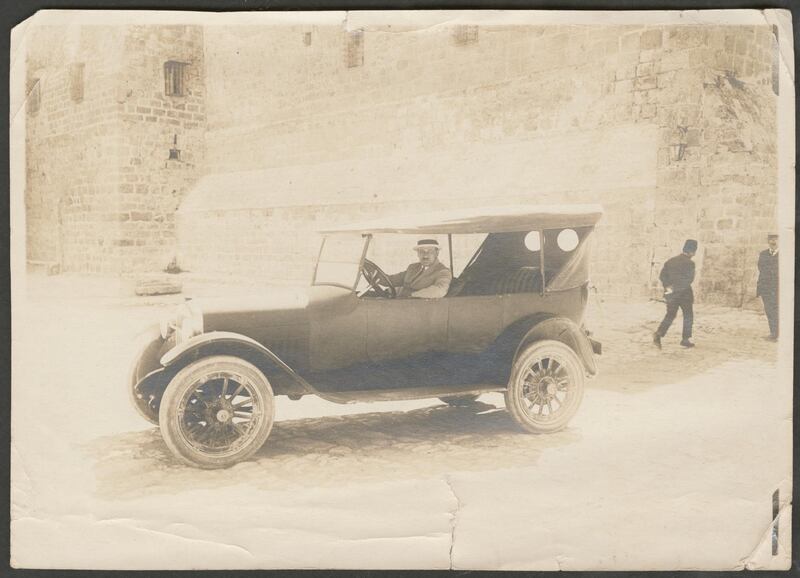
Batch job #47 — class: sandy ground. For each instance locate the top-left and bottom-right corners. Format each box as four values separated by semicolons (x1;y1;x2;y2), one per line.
11;273;793;570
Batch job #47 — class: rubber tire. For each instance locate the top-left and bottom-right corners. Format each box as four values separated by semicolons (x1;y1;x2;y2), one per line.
505;340;584;434
439;394;480;407
159;355;275;469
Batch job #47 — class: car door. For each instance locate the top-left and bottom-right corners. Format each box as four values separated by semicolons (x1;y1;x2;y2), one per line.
356;297;449;388
447;294;505;353
446;294;506;384
364;298;448;362
307;288;369;372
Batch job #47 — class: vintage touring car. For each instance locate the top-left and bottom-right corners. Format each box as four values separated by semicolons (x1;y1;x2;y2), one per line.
130;205;603;468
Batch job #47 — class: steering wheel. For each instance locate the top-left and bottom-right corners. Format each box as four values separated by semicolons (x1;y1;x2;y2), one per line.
361;259;397;298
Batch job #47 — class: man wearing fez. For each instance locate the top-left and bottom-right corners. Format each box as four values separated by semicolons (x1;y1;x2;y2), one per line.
389;239;452;298
757;234;779;341
653;239;697;349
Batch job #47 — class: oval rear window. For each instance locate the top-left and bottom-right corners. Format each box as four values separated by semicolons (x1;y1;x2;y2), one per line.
524;231;541;251
557;229;579;252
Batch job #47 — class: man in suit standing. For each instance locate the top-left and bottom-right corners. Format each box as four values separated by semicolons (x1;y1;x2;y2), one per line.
653;239;697;349
757;233;779;341
389;239;452;298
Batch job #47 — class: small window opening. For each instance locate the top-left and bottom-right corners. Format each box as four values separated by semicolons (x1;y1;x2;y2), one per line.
557;229;579;252
168;134;181;161
27;78;41;114
453;25;479;46
164;61;187;97
70;63;85;103
771;25;779;96
524;231;542;252
346;30;364;68
303;32;312;47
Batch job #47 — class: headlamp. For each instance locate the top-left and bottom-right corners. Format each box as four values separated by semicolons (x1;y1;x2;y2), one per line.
160;298;204;343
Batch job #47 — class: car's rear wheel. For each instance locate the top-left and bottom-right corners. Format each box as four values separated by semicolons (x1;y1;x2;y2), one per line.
505;340;584;433
159;355;275;469
439;394;480;406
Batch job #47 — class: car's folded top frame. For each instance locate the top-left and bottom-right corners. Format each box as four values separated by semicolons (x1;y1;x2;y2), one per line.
317;204;604;234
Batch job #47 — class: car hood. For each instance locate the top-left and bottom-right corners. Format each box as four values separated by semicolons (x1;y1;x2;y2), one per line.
198;287;310;331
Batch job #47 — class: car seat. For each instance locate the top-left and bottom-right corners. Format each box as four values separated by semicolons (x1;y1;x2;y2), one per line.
491;267;542;295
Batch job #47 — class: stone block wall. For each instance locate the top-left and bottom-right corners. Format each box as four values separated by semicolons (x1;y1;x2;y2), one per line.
25;25;126;272
25;24;205;274
25;21;777;305
177;23;777;305
116;25;206;272
643;26;778;307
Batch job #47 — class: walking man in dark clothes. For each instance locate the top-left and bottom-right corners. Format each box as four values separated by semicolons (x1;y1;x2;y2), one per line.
757;233;779;341
653;239;697;349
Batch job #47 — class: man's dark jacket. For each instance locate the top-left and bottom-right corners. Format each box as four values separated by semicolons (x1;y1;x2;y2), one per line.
659;253;695;297
756;249;779;297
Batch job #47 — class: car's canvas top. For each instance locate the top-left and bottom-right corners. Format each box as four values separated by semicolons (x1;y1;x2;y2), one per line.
318;204;604;234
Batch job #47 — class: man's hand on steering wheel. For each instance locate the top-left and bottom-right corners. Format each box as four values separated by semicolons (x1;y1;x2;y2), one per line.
361;259;397;298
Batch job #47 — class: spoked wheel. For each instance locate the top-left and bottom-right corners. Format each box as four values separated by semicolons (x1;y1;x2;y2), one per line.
159;356;275;468
505;340;584;433
439;394;480;407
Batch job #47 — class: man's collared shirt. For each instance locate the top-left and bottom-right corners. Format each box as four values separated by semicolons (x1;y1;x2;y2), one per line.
388;261;452;298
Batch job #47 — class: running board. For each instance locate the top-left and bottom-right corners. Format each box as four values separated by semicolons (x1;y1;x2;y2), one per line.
307;384;506;405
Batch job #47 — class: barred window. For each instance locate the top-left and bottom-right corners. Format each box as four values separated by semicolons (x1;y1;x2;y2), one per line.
70;63;85;103
164;61;187;96
346;30;364;68
771;25;779;96
453;25;479;46
27;78;41;114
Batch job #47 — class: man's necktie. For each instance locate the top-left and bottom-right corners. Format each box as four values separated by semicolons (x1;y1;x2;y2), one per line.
408;266;427;286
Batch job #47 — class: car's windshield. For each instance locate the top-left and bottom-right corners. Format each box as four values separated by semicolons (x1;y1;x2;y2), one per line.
313;233;368;289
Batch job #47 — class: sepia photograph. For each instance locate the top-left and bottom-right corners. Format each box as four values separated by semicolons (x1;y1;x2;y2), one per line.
9;9;794;570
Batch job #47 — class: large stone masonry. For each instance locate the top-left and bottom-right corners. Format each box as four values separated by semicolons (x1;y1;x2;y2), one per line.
115;25;206;272
25;24;205;274
25;25;125;272
177;23;777;306
24;21;777;305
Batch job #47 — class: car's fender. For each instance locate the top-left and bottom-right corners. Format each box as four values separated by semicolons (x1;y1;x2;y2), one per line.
129;324;171;424
514;316;599;376
130;324;167;387
160;331;315;393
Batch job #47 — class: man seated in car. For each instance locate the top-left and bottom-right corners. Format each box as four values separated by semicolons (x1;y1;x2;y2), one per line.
388;239;452;298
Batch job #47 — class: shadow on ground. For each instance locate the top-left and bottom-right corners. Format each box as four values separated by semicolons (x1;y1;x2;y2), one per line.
84;296;775;499
88;401;579;499
586;300;777;393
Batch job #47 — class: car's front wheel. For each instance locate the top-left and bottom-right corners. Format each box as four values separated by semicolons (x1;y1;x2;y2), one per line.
159;355;275;468
505;340;584;433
